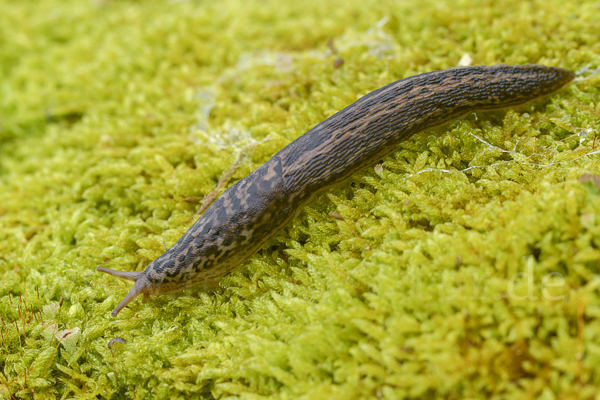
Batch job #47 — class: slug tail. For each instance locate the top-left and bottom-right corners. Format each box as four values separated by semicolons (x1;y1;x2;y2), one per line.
97;266;152;316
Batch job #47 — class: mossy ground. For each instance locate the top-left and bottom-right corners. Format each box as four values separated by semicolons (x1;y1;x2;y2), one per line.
1;0;600;399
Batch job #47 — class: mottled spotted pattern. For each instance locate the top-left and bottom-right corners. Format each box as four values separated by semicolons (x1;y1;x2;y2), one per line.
147;155;292;289
97;64;574;316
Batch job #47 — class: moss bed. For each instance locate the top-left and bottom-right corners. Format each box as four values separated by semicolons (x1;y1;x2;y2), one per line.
1;0;600;398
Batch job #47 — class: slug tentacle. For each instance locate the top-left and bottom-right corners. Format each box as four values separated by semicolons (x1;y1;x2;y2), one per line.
97;266;153;316
96;266;144;281
96;64;575;316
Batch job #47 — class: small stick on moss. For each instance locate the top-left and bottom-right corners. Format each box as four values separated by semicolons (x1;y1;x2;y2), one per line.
23;286;28;310
19;292;29;322
327;39;336;54
326;39;344;69
184;150;249;224
0;315;6;355
0;329;6;352
0;373;17;400
36;287;44;324
12;321;23;354
329;212;371;251
149;383;162;400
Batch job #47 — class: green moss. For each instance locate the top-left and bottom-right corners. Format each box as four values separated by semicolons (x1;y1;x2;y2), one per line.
1;0;600;398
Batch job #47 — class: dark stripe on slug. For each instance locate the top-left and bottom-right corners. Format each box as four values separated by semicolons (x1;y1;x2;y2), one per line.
97;64;574;316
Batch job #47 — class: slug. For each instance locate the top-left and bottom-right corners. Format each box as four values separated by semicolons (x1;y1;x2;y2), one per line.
97;64;574;316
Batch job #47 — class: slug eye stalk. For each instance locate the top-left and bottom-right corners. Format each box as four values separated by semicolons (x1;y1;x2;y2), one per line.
97;266;151;316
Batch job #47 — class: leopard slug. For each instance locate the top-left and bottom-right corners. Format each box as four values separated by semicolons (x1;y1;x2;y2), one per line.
97;64;574;316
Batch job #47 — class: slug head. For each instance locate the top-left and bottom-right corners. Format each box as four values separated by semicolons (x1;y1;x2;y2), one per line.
96;266;155;317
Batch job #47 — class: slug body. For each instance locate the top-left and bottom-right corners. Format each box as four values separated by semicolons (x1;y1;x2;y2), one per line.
98;64;574;316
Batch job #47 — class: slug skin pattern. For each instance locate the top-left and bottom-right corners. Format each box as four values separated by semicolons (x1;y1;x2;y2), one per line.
97;64;574;316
